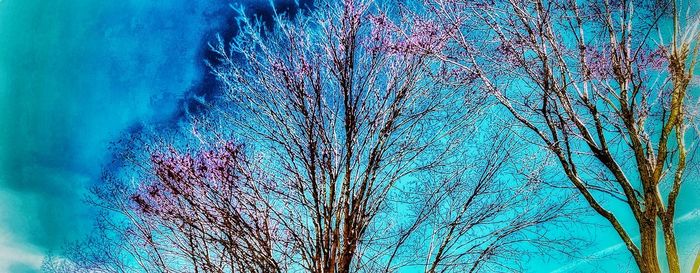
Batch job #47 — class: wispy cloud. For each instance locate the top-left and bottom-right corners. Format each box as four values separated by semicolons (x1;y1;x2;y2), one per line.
550;209;700;273
677;209;700;224
550;239;630;273
0;231;43;272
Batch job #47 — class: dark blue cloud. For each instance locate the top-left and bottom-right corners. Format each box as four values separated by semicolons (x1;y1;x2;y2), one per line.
0;0;313;256
0;1;315;270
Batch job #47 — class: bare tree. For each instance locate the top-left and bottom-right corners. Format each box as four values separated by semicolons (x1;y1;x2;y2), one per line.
380;126;579;273
423;0;700;272
43;132;286;273
128;141;281;273
208;0;473;271
46;0;578;272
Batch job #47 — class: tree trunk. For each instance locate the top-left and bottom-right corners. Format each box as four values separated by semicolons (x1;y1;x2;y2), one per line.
639;219;661;273
662;217;681;273
337;233;358;273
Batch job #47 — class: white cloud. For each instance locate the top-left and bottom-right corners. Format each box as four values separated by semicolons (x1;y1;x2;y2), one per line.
550;209;700;273
549;240;630;273
0;231;43;272
677;209;700;224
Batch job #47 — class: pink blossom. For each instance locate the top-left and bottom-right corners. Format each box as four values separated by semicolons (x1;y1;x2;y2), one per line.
584;47;613;79
367;16;453;55
637;46;667;70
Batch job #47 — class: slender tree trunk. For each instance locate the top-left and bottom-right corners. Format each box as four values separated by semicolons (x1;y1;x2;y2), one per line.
337;222;359;273
639;219;661;273
662;217;681;273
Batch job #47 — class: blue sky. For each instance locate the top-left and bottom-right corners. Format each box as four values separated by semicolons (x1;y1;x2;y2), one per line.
0;0;237;271
0;0;698;272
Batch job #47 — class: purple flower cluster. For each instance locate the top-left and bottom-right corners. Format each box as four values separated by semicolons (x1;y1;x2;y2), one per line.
437;65;479;84
131;141;249;219
637;46;667;70
368;15;452;55
398;19;450;54
584;47;612;79
367;13;400;53
582;45;668;80
495;38;527;66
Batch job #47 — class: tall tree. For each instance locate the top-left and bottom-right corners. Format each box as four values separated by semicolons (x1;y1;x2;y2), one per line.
209;0;574;271
44;1;575;272
210;0;463;270
423;0;699;272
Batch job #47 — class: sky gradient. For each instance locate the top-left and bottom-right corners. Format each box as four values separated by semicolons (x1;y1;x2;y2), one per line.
0;0;237;271
0;1;698;272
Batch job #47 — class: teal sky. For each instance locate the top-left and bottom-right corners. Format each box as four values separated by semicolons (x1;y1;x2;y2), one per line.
0;1;698;272
0;0;237;271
